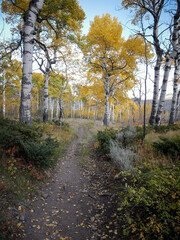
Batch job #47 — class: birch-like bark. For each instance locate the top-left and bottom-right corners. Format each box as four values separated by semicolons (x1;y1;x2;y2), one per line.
3;71;6;118
103;76;110;126
156;3;180;125
169;50;180;124
56;98;59;119
149;22;163;125
43;61;50;123
50;98;55;120
175;90;180;120
111;104;115;124
19;0;44;125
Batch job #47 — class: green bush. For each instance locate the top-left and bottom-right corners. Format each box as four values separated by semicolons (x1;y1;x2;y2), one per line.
0;118;43;143
0;118;59;168
135;124;180;140
153;124;180;133
117;167;180;239
96;128;118;155
134;125;154;140
18;137;59;167
61;121;70;131
152;136;180;159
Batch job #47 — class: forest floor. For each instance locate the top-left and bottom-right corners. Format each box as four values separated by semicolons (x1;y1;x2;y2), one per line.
19;120;120;240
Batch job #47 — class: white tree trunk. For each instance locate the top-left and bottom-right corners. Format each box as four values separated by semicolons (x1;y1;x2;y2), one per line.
111;104;114;124
19;0;44;124
149;56;162;125
50;98;55;120
103;77;110;126
43;61;50;123
56;98;59;119
175;90;180;120
156;3;179;125
3;71;6;118
169;51;180;124
149;6;164;126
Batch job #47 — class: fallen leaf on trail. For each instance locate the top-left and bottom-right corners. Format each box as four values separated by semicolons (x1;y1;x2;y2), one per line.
37;225;40;229
17;223;21;227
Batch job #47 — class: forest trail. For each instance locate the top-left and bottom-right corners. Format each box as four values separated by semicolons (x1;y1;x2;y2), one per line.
20;122;119;240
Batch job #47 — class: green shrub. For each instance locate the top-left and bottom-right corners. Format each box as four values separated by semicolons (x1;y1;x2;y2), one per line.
18;137;59;167
135;124;180;140
153;124;180;133
0;118;59;168
96;128;118;155
152;136;180;159
61;121;70;131
0;118;43;143
117;167;180;239
134;125;154;140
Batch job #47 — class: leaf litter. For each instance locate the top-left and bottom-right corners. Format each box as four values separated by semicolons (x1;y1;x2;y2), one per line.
18;125;120;240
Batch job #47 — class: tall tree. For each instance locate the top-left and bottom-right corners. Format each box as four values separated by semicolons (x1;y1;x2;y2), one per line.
0;59;22;118
121;0;169;125
1;0;85;124
19;0;44;124
85;14;151;126
169;56;180;124
156;0;180;125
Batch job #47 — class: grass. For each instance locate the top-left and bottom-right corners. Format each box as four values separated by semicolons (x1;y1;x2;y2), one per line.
144;129;180;145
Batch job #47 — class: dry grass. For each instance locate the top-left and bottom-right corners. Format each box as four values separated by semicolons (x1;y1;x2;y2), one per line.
144;129;180;145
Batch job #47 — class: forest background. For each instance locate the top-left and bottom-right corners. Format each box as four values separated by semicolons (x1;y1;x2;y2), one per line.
0;0;179;126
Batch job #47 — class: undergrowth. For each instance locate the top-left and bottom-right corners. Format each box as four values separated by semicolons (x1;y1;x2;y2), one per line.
0;118;73;239
95;123;180;240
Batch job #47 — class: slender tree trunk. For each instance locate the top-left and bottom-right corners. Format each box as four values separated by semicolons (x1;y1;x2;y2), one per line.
50;98;55;120
19;0;44;125
59;96;63;127
119;103;121;122
156;2;179;126
149;56;162;125
111;104;114;124
169;54;180;124
3;71;6;118
56;98;59;119
175;90;180;120
43;61;50;123
156;57;174;125
149;11;164;126
103;77;110;126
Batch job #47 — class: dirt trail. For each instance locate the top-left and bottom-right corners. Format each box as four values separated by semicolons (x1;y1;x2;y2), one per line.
20;124;119;240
